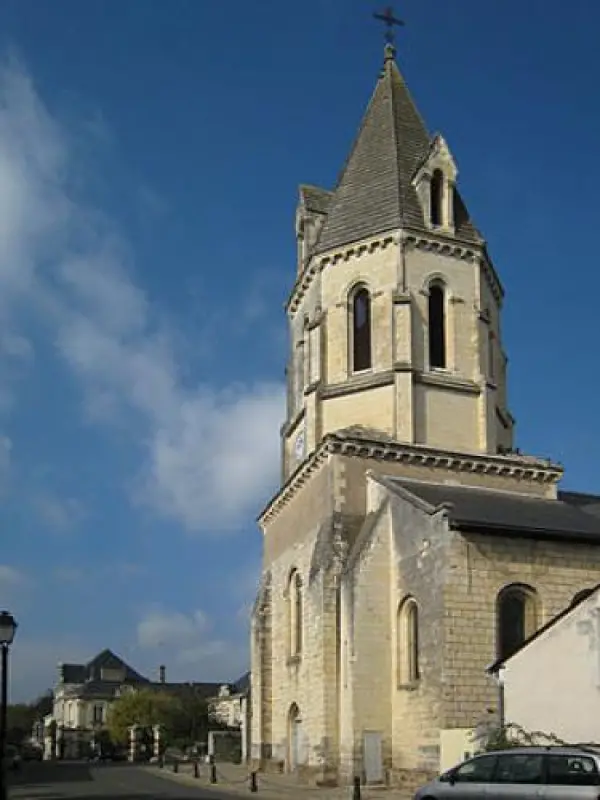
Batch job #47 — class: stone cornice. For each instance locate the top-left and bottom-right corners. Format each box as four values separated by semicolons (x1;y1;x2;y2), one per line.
416;370;481;395
286;227;498;317
402;230;480;265
321;370;395;400
280;407;305;439
258;430;563;527
286;233;397;316
258;444;332;527
402;228;503;305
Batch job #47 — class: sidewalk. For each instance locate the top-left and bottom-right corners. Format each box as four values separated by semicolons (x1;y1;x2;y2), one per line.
143;762;413;800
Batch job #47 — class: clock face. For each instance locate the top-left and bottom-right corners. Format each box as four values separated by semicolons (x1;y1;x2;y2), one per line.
294;429;305;460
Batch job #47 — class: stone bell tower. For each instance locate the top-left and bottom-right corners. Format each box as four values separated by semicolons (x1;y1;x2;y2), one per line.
281;43;514;482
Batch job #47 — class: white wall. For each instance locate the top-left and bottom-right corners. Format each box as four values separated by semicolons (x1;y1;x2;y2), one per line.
503;593;600;744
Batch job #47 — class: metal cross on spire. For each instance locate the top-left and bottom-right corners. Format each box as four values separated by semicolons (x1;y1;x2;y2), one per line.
373;6;405;49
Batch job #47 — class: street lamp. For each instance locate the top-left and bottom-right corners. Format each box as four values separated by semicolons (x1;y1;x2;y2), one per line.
0;610;18;800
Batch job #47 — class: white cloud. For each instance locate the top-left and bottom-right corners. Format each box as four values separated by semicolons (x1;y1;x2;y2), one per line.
10;637;90;703
0;435;11;489
136;606;238;675
137;607;211;650
0;55;285;533
0;564;25;587
34;492;86;532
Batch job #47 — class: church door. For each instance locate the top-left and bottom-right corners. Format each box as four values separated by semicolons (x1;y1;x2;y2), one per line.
363;731;383;784
288;704;302;771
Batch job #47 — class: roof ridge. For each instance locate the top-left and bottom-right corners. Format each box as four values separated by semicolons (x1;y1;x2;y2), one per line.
321;70;384;216
390;476;562;503
387;59;403;228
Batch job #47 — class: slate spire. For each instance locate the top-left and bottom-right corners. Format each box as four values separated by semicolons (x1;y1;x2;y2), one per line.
314;44;479;254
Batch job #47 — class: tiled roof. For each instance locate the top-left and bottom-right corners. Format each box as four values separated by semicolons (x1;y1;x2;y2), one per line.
60;664;87;684
233;671;250;694
385;477;600;541
149;681;222;699
299;184;332;215
314;47;481;255
59;649;148;688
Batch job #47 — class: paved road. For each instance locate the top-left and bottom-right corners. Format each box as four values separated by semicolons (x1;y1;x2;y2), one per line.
8;761;239;799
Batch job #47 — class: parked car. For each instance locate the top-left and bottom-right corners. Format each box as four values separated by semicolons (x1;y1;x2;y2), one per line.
414;746;600;799
20;743;43;761
4;745;21;771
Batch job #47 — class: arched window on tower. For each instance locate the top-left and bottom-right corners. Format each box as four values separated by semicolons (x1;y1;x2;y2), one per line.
428;282;446;369
488;332;495;382
288;570;303;658
430;169;444;227
351;287;372;373
496;584;539;662
397;596;420;686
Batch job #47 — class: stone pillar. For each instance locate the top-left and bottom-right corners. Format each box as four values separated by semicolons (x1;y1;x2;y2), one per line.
153;724;163;760
129;724;140;763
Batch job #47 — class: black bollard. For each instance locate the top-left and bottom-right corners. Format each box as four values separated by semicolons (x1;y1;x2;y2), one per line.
353;775;361;800
173;760;179;773
210;762;217;783
249;771;258;793
193;761;199;779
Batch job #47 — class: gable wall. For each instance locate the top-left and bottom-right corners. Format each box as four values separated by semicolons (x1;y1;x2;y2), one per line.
443;532;600;730
502;591;600;743
259;455;341;773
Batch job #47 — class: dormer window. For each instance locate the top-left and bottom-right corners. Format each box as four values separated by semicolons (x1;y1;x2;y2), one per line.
413;135;458;232
430;169;444;227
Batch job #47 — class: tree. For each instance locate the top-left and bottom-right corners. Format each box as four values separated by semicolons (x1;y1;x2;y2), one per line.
107;688;180;745
168;689;213;749
6;704;35;746
5;689;54;746
30;690;53;719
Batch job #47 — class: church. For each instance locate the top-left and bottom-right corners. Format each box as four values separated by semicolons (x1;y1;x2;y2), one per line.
250;36;600;790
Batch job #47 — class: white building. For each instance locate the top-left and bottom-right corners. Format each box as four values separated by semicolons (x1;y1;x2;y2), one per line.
208;672;251;761
489;585;600;745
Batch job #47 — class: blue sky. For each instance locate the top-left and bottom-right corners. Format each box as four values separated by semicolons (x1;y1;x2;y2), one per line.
1;0;599;701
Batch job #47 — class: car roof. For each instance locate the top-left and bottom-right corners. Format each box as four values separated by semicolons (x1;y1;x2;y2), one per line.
475;747;600;758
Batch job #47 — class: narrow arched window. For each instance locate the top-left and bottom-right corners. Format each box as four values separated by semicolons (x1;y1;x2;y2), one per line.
428;283;446;369
496;584;538;661
397;597;420;685
430;169;444;227
488;333;495;381
288;570;303;657
351;287;372;372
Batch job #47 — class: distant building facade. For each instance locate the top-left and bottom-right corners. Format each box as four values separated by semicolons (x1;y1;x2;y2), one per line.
45;649;221;760
208;672;251;761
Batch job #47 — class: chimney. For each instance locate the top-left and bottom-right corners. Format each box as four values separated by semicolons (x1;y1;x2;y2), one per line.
159;665;166;684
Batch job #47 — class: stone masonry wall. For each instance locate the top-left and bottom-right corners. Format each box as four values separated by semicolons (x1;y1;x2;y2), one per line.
341;504;394;782
389;491;449;773
443;532;600;730
259;454;344;780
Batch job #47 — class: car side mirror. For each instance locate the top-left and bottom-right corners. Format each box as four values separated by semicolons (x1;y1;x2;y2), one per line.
448;772;456;786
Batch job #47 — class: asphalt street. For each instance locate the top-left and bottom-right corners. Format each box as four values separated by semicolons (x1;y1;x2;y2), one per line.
7;761;240;800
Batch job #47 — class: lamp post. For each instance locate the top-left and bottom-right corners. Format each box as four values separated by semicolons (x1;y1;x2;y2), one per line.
0;611;18;800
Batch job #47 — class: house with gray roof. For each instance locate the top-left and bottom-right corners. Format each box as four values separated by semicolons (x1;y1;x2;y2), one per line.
45;648;222;759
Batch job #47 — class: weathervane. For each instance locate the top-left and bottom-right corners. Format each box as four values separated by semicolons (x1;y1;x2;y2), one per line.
373;6;405;49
